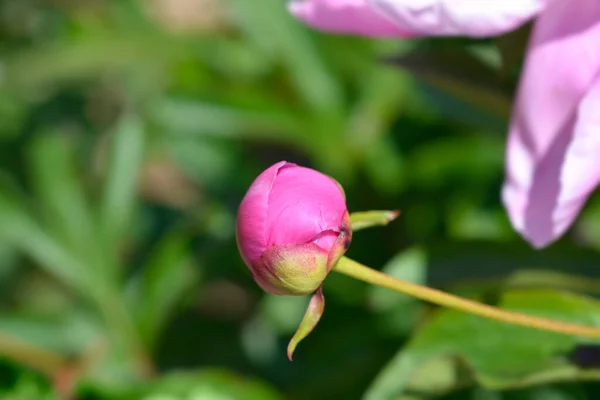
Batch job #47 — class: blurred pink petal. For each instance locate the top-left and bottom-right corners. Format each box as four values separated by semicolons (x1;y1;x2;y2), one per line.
502;0;600;247
369;0;544;37
289;0;544;37
288;0;412;36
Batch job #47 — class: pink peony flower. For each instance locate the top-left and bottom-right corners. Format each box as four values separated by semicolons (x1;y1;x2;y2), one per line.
289;0;600;247
236;161;351;295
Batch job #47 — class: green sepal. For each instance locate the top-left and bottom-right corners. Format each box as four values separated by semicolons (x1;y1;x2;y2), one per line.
350;210;400;232
287;286;325;361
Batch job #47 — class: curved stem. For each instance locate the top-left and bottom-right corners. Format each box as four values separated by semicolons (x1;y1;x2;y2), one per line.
0;331;68;377
334;257;600;339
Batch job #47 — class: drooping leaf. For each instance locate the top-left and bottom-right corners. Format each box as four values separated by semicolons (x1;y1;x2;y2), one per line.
366;290;600;400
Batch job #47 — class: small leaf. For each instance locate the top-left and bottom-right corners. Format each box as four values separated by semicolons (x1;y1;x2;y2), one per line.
287;287;325;361
350;210;400;232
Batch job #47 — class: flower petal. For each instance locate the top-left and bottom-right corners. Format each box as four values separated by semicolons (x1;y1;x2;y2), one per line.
266;165;347;251
368;0;544;37
502;0;600;247
288;0;412;36
236;161;289;265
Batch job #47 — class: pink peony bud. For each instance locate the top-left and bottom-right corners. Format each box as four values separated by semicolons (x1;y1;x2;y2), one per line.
236;161;351;296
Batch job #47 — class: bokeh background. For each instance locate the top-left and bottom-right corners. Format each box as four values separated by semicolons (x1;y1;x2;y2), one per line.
3;1;600;399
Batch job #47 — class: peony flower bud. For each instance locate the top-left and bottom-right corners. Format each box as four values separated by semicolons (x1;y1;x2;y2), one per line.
236;161;351;296
236;161;400;360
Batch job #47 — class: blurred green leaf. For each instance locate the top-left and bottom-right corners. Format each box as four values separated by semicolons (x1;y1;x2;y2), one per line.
0;241;19;282
166;137;233;189
423;241;600;289
346;65;414;150
368;247;426;312
3;1;598;399
0;328;68;380
260;295;310;335
28;133;97;265
366;290;600;400
155;98;302;144
0;311;99;354
408;135;504;190
129;230;200;348
451;270;600;300
400;356;460;397
0;93;27;139
230;0;342;114
367;247;427;336
509;385;587;400
0;373;54;400
198;38;272;80
139;370;283;400
446;199;512;242
362;136;406;196
4;30;188;90
241;316;278;365
574;195;600;250
99;115;145;265
388;46;511;130
0;187;88;292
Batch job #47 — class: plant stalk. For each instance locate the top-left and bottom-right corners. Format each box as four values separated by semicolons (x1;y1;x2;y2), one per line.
334;256;600;339
0;331;68;377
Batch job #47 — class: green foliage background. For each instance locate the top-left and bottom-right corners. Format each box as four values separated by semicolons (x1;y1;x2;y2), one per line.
2;1;600;399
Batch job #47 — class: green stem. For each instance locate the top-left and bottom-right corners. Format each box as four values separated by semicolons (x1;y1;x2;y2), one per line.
0;331;67;377
334;257;600;339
